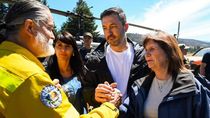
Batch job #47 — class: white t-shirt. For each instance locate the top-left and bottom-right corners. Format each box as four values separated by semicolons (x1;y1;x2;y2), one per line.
106;43;134;100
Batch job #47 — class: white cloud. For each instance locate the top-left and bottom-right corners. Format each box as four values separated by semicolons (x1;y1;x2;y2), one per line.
127;0;210;42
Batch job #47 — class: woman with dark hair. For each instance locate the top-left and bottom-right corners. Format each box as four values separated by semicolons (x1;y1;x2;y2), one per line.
126;31;209;118
45;31;86;114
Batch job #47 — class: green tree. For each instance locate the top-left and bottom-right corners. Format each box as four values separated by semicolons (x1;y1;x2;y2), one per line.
40;0;47;5
0;0;47;22
0;3;9;23
36;0;47;5
61;0;99;41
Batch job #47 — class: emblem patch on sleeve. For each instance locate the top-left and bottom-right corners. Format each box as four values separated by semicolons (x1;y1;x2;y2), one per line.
40;85;62;108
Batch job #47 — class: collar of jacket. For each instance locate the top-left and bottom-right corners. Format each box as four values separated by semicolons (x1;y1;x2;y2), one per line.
0;41;45;70
85;38;137;69
133;70;197;99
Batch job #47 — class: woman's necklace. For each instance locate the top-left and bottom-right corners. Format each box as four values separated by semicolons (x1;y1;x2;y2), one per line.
155;76;172;93
156;79;165;92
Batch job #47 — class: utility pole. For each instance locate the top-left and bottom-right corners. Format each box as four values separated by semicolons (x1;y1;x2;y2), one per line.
177;21;180;40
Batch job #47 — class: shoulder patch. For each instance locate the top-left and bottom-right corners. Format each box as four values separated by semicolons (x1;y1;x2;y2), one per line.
40;85;62;108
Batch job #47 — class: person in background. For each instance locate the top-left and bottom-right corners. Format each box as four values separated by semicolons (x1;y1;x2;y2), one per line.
82;7;150;112
45;31;86;114
200;52;210;81
179;43;190;69
79;32;93;63
0;0;121;117
126;31;210;118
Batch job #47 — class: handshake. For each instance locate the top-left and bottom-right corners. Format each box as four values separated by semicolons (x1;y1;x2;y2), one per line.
95;81;122;107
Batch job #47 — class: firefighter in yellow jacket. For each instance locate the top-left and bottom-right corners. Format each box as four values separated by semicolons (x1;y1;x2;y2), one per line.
0;1;121;118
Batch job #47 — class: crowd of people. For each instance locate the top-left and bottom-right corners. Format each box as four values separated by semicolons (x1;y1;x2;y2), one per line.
0;0;209;118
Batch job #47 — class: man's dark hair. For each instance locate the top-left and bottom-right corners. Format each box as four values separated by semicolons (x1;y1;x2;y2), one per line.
100;7;127;26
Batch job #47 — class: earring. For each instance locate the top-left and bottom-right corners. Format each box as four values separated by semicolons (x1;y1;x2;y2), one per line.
72;53;74;56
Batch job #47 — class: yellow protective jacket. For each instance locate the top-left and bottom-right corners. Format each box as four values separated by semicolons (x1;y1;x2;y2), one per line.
0;41;119;118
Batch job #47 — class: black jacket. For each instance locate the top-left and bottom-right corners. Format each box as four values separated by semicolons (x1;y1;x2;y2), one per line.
82;38;150;108
126;70;210;118
79;47;93;63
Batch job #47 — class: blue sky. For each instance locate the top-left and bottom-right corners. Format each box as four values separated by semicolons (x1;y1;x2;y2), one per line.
48;0;210;42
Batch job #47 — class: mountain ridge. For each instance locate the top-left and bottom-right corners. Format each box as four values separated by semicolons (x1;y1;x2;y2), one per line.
127;33;210;47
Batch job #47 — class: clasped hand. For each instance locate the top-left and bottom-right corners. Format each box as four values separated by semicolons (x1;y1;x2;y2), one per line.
95;81;122;107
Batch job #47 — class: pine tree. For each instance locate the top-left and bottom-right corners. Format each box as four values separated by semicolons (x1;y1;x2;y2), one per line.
61;0;99;41
36;0;47;5
0;0;48;22
40;0;47;5
0;3;9;23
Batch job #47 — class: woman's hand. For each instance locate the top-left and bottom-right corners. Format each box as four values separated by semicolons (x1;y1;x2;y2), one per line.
52;79;62;89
